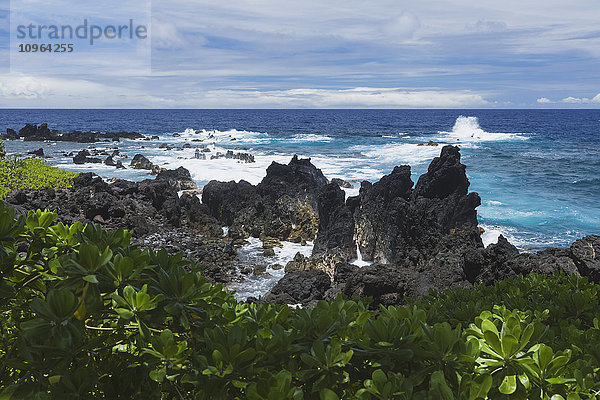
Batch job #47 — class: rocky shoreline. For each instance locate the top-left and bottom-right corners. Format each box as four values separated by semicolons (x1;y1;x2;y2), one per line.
3;145;599;306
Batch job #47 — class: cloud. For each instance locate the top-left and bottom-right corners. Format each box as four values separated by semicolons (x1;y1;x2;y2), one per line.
187;87;489;108
472;20;508;33
151;20;191;50
0;75;48;98
0;73;171;107
536;97;552;104
560;95;600;104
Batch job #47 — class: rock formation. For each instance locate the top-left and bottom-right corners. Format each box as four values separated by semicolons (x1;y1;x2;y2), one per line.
1;123;145;142
202;155;327;243
264;146;599;306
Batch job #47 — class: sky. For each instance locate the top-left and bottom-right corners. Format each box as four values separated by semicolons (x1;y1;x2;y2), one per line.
0;0;599;108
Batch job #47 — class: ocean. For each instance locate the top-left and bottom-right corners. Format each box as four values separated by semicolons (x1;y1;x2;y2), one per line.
1;109;599;255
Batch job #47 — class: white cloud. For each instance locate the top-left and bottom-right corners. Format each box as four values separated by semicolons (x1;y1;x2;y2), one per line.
0;73;170;107
187;87;489;108
472;20;508;33
536;97;552;104
560;95;600;104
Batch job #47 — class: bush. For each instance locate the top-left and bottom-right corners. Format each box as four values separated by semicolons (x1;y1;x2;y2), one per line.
0;157;79;199
1;202;600;399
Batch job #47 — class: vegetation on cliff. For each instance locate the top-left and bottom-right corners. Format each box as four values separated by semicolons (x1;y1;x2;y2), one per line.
0;155;79;200
1;202;600;399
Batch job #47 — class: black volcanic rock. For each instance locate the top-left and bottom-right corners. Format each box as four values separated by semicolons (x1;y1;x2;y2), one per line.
3;128;19;140
11;123;144;143
2;172;232;284
313;183;354;258
130;154;162;174
268;145;591;307
203;156;327;242
262;269;331;306
571;235;600;281
28;148;44;157
257;155;328;201
73;150;101;164
156;167;198;191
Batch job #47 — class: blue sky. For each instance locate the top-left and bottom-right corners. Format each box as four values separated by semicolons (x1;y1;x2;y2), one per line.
0;0;599;108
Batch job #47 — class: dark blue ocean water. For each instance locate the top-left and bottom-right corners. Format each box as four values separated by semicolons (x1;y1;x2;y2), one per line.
1;109;599;250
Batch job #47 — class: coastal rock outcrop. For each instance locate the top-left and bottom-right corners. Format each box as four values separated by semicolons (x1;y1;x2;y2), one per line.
73;150;102;164
3;168;234;284
203;155;327;242
11;123;144;142
130;154;163;174
262;270;331;306
571;235;600;281
265;146;594;307
156;167;198;191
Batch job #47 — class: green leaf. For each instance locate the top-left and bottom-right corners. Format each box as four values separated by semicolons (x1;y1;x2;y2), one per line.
83;274;98;284
499;375;517;395
319;389;339;400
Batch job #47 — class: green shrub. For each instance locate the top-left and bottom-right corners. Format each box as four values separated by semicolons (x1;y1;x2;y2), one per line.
1;201;600;399
0;157;79;199
0;139;5;158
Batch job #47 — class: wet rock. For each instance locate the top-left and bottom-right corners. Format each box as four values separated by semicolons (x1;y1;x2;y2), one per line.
253;265;267;275
417;140;439;146
28;148;44;157
104;156;116;166
73;150;101;164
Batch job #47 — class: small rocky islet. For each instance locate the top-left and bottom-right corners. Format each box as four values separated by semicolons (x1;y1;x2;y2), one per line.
3;141;599;306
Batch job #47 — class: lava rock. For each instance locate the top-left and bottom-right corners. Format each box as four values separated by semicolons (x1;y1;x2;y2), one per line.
156;167;198;191
263;269;331;306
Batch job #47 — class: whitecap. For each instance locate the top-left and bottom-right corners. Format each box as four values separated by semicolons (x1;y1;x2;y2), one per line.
439;116;528;142
289;134;333;143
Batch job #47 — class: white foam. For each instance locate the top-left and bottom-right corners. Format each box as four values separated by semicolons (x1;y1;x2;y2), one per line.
228;237;314;301
350;242;373;267
175;128;270;144
480;225;503;247
439;116;528;142
289;134;333;143
350;142;441;166
343;186;360;199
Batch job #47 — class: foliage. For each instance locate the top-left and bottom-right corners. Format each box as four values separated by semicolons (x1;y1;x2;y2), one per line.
1;202;600;399
0;157;79;199
0;139;5;158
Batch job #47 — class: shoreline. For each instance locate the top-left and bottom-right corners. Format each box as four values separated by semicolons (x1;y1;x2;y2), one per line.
3;140;598;303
